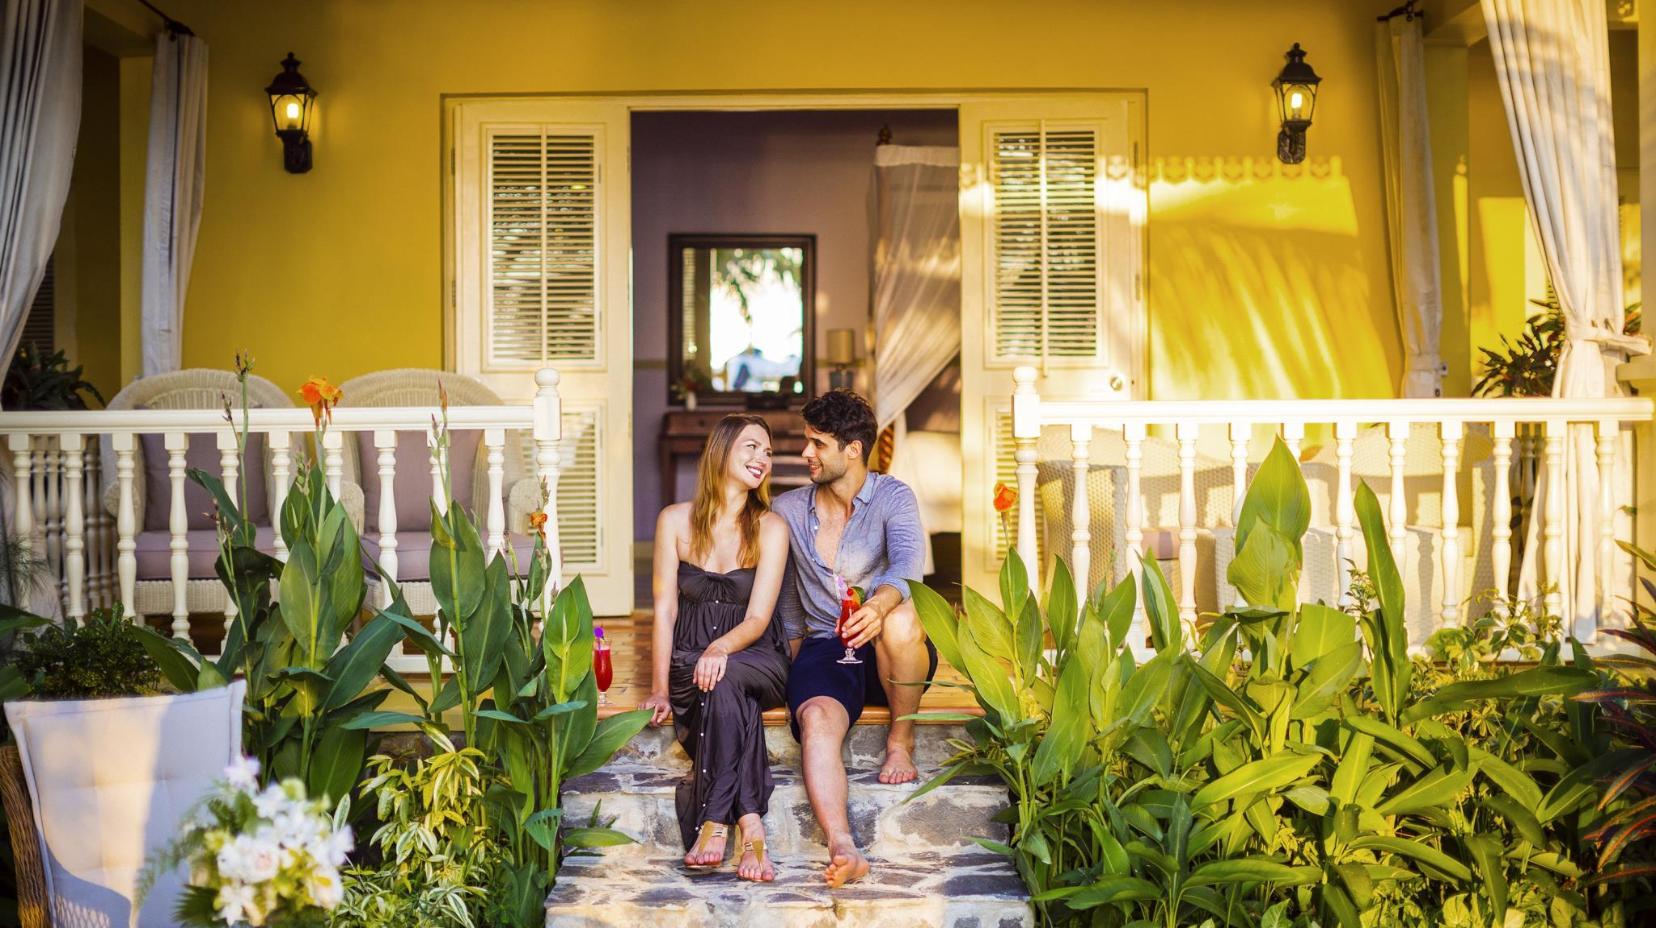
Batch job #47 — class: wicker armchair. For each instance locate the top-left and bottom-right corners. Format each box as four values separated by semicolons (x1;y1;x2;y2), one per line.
337;369;541;613
0;745;47;928
98;369;299;620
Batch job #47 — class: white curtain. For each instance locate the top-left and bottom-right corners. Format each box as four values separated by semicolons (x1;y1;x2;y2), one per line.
871;145;961;432
140;30;208;377
1483;0;1651;636
0;0;80;375
1376;14;1445;398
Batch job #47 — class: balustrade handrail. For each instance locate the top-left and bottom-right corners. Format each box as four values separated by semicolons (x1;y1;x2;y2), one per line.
0;405;538;434
1009;366;1655;658
1028;396;1655;428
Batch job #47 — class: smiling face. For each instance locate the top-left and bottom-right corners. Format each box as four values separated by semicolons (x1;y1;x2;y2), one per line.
801;425;859;486
726;423;774;491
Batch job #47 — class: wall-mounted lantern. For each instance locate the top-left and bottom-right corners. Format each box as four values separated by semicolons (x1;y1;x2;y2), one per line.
265;53;317;173
1272;43;1321;164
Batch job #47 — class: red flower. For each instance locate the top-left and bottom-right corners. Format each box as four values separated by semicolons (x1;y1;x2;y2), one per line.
993;481;1018;513
528;509;549;540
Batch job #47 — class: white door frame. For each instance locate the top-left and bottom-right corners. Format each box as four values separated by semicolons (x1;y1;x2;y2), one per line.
442;89;1148;608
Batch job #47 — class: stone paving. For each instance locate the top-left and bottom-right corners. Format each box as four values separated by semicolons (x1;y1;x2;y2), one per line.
547;723;1033;927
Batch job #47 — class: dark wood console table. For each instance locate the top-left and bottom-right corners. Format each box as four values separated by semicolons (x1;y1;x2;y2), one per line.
658;408;809;504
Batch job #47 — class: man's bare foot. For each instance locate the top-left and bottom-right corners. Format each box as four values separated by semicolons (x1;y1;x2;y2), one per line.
823;837;870;888
736;816;774;882
878;743;918;784
684;821;728;867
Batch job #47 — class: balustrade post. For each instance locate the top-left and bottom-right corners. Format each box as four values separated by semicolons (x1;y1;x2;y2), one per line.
1334;420;1357;607
1595;419;1619;639
113;433;137;617
1069;423;1091;599
485;429;507;556
1491;421;1515;606
1543;420;1566;620
532;368;564;612
62;434;85;619
1176;421;1199;634
374;430;400;606
165;432;190;640
1439;420;1463;627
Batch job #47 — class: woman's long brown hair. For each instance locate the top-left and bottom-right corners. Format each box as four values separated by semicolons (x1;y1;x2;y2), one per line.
688;414;773;568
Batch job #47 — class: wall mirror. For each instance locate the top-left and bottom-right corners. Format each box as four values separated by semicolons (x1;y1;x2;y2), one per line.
667;233;815;405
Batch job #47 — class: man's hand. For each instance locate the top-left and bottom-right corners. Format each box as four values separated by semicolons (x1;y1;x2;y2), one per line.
842;600;887;649
641;690;672;726
694;643;730;692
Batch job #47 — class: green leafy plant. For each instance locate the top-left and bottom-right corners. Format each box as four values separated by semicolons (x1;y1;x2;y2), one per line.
13;606;163;699
913;438;1625;927
1473;298;1642;398
333;736;499;928
1;342;104;411
1573;541;1656;888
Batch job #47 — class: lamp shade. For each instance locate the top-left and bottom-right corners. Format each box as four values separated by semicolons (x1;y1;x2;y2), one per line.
826;328;856;366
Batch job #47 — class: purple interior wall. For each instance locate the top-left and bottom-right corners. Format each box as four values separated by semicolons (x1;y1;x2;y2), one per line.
631;109;959;540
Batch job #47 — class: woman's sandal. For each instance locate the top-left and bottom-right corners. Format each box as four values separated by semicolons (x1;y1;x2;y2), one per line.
738;836;774;882
686;821;728;868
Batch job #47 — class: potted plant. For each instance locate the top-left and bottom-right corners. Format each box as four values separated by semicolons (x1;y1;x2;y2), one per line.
677;362;712;410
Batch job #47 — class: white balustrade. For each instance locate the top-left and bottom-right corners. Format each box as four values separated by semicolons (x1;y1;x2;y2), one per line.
0;369;564;672
1008;366;1652;656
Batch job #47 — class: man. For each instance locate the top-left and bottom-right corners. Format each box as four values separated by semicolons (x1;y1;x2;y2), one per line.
772;390;938;888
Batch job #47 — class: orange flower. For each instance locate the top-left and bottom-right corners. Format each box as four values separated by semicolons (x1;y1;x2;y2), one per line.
993;481;1018;513
528;509;549;540
299;377;343;426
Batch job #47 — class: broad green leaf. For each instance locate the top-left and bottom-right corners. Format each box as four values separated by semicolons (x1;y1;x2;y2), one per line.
306;724;367;808
133;625;204;693
1470;747;1544;809
321;614;402;713
553;671;601;770
1141;557;1181;652
1235;438;1311;558
912;583;964;674
277;542;321;656
1061;876;1161;910
1189;662;1265;739
1539;750;1642;824
1377;764;1474;816
1465;834;1508;919
524;807;563;850
565;709;652;779
1322;883;1363;928
532;699;591;722
1403;666;1596;723
339;710;425;731
459;558;513;695
1097;574;1137;646
1030;656;1089;786
196;661;227;691
1045;557;1079;656
1192;751;1320;809
562;826;636;849
1354;482;1408;720
1331;731;1375;806
955;618;1018;723
1187;858;1321;887
1228;523;1296;611
1350;835;1472;882
1482;793;1546;846
378;609;454;659
1290;641;1362;719
999;547;1031;628
1014;596;1042;683
544;577;595;703
1118;652;1173;727
1292;603;1357;667
963;587;1017;664
1345;716;1436;771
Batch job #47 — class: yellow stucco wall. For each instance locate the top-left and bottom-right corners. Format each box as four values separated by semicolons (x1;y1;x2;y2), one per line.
115;0;1409;400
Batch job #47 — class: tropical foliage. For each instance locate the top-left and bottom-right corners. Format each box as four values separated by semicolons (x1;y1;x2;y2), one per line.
913;438;1653;927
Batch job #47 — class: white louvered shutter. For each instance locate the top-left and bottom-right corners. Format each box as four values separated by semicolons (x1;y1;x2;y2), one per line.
454;100;633;615
486;129;600;366
21;257;55;353
960;96;1144;593
990;123;1103;364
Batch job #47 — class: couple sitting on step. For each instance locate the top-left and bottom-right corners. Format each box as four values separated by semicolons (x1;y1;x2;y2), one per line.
641;389;938;888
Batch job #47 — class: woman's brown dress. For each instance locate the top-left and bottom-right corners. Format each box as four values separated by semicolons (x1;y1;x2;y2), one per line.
668;562;790;850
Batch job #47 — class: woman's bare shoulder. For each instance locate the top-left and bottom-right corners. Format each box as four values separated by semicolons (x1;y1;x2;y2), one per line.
656;502;692;535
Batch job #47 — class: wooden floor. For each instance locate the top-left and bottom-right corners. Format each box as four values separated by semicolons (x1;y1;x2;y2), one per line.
596;610;978;722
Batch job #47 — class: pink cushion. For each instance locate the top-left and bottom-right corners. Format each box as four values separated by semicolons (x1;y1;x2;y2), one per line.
355;430;481;532
138;433;269;531
134;526;277;579
361;530;537;582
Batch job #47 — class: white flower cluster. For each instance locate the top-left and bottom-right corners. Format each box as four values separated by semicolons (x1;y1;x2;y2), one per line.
180;757;354;927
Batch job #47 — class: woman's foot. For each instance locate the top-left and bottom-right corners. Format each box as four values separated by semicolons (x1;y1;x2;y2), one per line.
685;820;728;867
736;814;775;882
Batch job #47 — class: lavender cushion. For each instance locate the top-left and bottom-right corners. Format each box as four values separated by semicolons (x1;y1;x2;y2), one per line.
355;430;481;533
134;526;278;579
139;433;270;531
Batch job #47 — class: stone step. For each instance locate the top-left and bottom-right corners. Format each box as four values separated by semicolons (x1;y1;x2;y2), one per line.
544;849;1033;928
613;719;971;772
563;763;1008;859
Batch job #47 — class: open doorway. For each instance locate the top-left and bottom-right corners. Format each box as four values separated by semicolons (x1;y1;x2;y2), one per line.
630;108;965;609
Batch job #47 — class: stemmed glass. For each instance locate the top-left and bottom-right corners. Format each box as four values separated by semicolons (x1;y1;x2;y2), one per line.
593;626;613;706
834;577;863;666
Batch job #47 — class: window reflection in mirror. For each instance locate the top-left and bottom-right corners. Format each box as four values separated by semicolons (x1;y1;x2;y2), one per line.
670;234;814;403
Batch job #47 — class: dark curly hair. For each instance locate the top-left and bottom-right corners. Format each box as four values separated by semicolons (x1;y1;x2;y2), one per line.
801;389;877;457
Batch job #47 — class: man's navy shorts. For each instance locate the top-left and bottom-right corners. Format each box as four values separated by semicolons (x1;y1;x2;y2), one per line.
786;634;940;740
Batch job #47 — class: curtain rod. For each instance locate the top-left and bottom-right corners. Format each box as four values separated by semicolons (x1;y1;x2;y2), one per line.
136;0;195;36
1378;0;1422;22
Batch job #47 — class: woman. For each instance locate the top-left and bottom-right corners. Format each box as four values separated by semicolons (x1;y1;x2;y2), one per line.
641;414;791;882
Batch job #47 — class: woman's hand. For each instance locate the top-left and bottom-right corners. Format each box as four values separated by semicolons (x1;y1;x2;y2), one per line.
694;644;730;692
642;691;673;726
